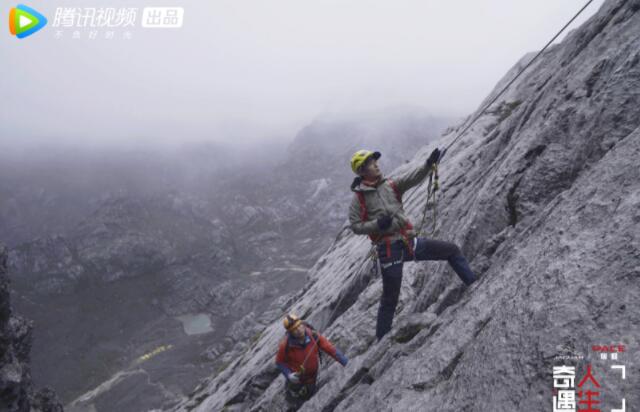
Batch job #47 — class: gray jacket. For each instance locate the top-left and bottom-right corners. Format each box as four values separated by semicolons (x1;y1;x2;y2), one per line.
349;160;431;243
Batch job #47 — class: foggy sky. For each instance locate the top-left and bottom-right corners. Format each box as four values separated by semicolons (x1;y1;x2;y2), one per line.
1;0;605;148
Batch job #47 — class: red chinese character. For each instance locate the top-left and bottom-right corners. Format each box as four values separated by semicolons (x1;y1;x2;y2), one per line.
577;390;600;412
578;365;600;388
577;365;601;412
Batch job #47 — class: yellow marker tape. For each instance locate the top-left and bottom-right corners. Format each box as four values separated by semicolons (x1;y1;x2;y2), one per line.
136;344;174;364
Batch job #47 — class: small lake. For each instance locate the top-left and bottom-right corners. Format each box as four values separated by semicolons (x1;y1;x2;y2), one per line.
175;313;213;335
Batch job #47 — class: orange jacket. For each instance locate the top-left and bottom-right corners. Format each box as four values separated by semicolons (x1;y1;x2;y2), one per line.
275;327;340;384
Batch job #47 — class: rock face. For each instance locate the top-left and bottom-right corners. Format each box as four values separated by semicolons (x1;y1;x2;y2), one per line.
169;1;640;411
0;243;63;412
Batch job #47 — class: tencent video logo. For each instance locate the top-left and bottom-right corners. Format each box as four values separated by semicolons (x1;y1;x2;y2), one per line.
9;4;47;39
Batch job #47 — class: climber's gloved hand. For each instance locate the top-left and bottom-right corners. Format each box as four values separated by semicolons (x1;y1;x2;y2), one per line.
288;372;300;385
426;148;441;169
377;214;393;231
336;350;349;367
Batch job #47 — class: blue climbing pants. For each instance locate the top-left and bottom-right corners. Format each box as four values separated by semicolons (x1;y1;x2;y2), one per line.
375;237;476;339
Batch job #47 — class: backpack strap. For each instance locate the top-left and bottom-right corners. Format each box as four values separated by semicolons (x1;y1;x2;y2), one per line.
355;191;368;221
387;179;402;203
355;191;381;244
307;327;323;366
386;179;415;258
302;322;320;343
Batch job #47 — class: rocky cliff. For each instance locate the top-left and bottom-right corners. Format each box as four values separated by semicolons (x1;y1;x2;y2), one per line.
0;243;63;411
171;1;640;410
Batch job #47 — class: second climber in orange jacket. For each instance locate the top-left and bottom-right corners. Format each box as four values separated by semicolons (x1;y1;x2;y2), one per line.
275;314;348;407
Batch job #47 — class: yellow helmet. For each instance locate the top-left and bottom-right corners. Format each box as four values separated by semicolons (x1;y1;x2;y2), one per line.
350;150;381;174
283;314;302;331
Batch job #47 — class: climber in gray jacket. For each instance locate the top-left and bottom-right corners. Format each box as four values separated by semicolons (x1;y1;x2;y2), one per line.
348;149;477;340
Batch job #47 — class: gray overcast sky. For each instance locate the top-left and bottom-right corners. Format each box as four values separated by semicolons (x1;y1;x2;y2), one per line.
1;0;606;148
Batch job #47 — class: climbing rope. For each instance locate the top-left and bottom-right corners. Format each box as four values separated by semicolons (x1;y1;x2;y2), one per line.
416;162;439;236
406;0;597;229
442;0;596;156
